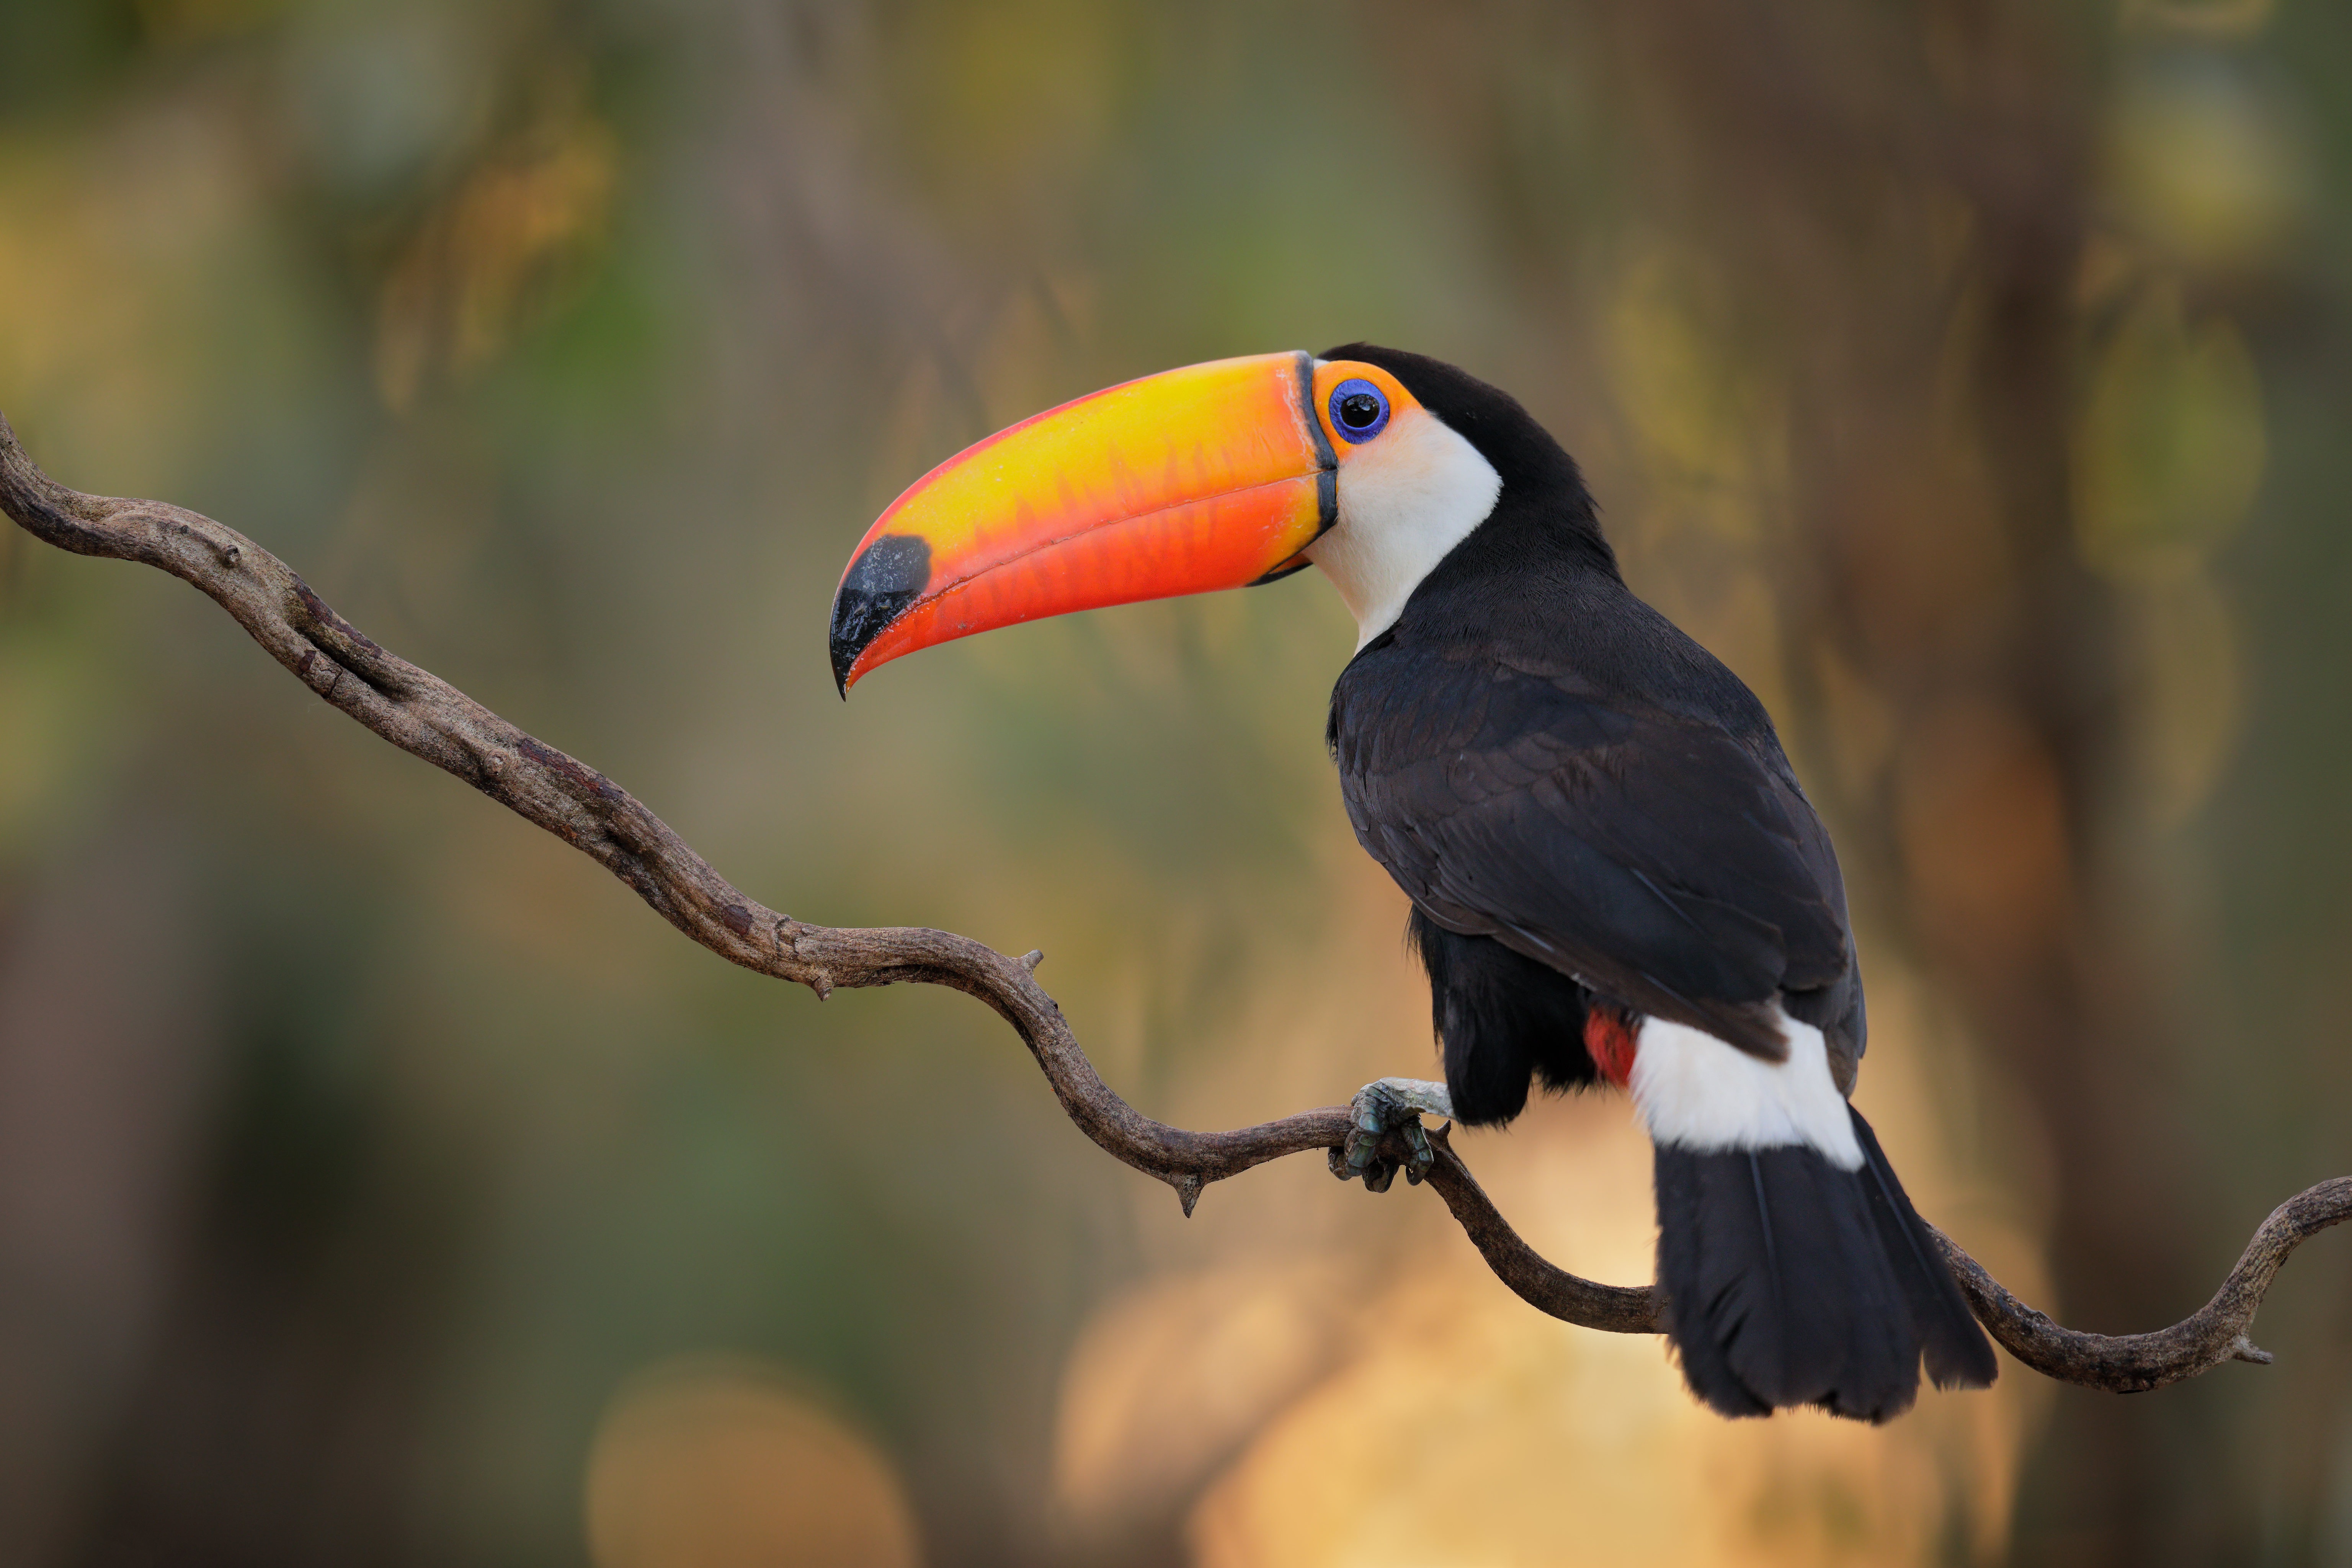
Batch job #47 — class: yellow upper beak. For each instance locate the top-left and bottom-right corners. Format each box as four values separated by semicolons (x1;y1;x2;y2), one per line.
829;351;1336;692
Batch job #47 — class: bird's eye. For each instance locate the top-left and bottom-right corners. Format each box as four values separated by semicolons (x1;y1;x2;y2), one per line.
1328;379;1391;444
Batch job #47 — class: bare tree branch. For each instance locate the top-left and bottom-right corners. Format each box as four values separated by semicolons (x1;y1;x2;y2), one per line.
3;410;2344;1395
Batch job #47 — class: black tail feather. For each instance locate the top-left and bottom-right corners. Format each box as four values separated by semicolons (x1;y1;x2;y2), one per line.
1655;1123;1992;1423
1848;1106;2000;1391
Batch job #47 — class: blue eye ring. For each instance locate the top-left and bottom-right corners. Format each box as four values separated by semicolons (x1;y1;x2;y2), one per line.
1328;378;1391;443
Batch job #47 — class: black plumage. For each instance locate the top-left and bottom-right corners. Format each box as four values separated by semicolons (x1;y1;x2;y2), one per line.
1321;345;1995;1418
1850;1107;2000;1392
1654;1142;1911;1417
1407;908;1597;1124
1651;1106;1995;1418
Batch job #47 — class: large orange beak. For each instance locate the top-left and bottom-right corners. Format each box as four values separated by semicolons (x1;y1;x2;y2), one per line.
829;351;1336;692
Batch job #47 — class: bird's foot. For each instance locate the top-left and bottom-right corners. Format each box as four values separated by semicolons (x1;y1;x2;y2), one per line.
1330;1077;1454;1193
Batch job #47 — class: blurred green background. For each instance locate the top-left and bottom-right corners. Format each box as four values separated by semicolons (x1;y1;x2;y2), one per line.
1;0;2347;1563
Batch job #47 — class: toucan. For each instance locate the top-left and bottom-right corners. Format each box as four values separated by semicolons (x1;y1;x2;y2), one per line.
828;346;1998;1421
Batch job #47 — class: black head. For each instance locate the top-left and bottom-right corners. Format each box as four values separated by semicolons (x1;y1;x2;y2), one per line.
1320;345;1584;498
1320;343;1614;581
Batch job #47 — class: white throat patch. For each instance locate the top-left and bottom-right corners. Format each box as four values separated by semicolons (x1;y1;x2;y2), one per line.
1303;400;1501;648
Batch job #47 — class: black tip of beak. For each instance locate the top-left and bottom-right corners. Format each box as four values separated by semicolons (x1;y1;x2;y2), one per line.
827;534;933;697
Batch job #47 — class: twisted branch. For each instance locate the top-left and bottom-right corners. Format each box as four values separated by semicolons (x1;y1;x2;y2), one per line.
3;410;2342;1393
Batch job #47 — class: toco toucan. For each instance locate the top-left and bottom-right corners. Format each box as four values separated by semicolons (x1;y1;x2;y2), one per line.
827;346;1997;1421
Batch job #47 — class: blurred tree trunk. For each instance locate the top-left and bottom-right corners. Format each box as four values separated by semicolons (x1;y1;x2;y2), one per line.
1601;2;2218;1562
1375;0;2239;1559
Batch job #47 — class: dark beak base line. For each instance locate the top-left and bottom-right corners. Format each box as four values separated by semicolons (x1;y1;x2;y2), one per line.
1246;351;1339;588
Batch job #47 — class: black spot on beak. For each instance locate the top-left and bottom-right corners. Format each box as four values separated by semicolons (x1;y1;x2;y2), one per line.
828;534;932;696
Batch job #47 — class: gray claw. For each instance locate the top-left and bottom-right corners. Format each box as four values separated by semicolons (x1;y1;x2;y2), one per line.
1400;1117;1433;1184
1334;1077;1453;1192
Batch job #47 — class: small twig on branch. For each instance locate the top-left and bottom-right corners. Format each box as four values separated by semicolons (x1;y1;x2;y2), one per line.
3;410;2343;1395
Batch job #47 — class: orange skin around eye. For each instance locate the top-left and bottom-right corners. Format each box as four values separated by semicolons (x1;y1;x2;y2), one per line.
1310;359;1421;452
1244;359;1426;581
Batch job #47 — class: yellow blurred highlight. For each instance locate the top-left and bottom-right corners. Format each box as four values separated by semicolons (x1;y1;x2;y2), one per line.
1024;796;2040;1563
1195;1116;2021;1566
890;0;1123;219
2074;283;2265;578
0;134;246;493
585;1357;923;1568
1053;1261;1352;1535
2072;282;2260;823
1049;947;2036;1567
2107;55;2304;273
1601;242;1800;722
1606;244;1787;547
376;109;616;411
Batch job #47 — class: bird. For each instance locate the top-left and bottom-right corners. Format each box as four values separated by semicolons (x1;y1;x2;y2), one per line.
828;345;1998;1421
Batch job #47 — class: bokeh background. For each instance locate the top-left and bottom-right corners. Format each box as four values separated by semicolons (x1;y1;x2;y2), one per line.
0;0;2345;1563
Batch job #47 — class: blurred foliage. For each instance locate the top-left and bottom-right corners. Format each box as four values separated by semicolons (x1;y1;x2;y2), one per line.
0;0;2349;1565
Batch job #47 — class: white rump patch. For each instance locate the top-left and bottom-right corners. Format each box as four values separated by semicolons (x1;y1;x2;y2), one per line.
1628;1009;1863;1170
1305;395;1501;648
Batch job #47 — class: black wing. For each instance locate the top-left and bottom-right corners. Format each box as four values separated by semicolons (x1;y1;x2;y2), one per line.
1332;645;1855;1062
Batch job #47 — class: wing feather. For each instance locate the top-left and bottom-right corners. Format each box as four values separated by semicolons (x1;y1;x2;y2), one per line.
1335;650;1851;1058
